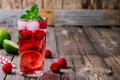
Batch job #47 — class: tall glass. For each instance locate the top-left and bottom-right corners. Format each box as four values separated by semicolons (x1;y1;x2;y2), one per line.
18;18;47;76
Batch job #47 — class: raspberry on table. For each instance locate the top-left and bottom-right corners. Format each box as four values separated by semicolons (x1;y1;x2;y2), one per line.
2;62;12;74
50;62;61;73
58;58;67;68
44;49;52;58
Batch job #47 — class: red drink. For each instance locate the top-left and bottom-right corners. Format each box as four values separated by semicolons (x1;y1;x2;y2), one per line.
18;18;47;75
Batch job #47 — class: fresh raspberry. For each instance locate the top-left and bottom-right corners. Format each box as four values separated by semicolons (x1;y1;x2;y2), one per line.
20;44;39;52
39;20;47;29
45;49;52;58
2;62;12;74
58;58;67;68
34;30;45;40
50;62;61;73
21;30;32;39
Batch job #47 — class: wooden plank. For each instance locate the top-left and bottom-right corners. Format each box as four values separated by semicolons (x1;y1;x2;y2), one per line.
102;0;119;9
105;57;120;80
54;10;120;26
44;27;58;72
89;0;102;9
0;0;1;8
22;0;42;9
43;0;62;9
0;9;119;26
63;0;82;9
1;0;21;9
95;27;120;80
83;27;120;80
55;26;86;80
81;0;90;9
112;27;120;37
68;26;113;80
0;9;25;26
104;10;120;26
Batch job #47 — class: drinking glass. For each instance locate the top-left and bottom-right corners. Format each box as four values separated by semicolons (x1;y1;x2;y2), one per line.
18;18;47;76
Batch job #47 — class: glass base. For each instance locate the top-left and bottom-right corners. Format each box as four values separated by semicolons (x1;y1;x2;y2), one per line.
20;71;44;77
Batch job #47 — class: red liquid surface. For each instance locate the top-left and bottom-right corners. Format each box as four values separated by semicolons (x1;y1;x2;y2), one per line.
18;20;47;74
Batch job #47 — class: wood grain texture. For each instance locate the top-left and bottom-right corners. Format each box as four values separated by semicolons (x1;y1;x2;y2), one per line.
102;0;119;9
83;27;120;80
0;26;120;80
43;0;62;9
0;0;119;9
22;0;42;9
63;0;82;9
1;0;21;9
54;10;120;26
0;9;25;26
69;27;113;80
89;0;102;9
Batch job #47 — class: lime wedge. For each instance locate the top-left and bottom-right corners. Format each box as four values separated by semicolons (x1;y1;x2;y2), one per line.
3;39;18;54
0;29;11;48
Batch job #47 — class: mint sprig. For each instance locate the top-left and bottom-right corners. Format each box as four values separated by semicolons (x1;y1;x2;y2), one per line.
20;4;43;20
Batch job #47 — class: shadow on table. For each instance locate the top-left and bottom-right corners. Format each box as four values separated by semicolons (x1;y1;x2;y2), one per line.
21;72;86;80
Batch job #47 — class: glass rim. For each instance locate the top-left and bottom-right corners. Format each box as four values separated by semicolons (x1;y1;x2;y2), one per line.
18;16;47;21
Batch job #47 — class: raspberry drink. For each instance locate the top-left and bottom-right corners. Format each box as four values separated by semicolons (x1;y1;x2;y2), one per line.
18;19;47;75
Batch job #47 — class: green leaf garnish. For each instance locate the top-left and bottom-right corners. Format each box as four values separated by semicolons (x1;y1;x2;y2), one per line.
20;4;43;20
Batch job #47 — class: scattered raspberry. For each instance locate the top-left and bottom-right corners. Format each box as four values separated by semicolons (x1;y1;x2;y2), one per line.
50;62;60;73
58;58;67;68
45;49;52;58
21;30;32;39
2;62;12;74
34;30;45;40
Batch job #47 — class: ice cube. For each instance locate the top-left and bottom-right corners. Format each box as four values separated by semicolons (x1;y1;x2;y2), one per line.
18;20;26;30
26;21;39;30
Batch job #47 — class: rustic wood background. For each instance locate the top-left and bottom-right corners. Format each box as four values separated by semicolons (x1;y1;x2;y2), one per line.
0;0;120;9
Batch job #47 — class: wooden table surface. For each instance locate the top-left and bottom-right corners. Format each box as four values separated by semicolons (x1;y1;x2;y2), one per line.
0;26;120;80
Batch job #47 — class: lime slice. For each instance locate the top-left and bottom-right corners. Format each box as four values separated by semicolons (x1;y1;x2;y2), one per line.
20;50;43;69
3;39;18;54
0;29;11;48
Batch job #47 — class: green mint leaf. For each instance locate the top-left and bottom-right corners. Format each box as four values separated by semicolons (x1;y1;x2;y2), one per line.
31;4;39;16
20;4;43;20
20;14;30;20
36;16;43;20
31;4;38;12
26;10;33;15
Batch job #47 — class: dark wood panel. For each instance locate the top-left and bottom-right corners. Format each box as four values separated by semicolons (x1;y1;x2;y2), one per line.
54;10;120;26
